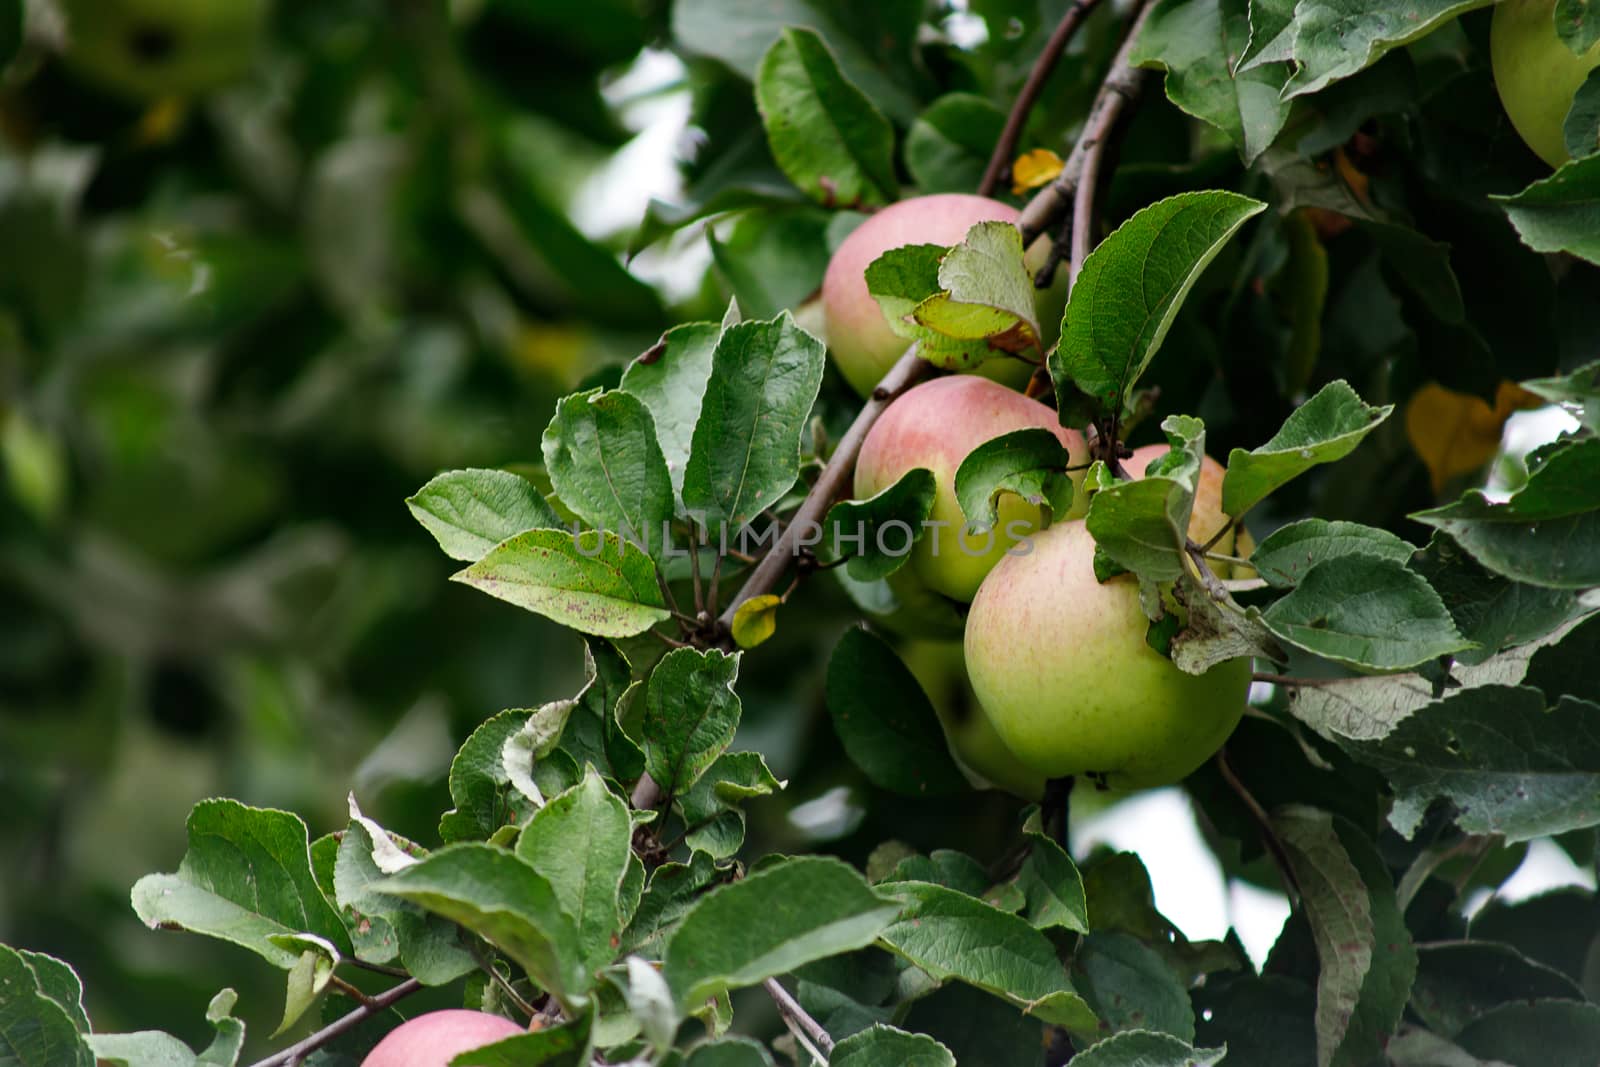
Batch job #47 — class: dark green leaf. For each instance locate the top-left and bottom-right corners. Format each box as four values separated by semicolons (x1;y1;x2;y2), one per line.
0;945;93;1067
822;468;938;582
642;648;743;798
1557;0;1600;55
1258;555;1472;671
954;429;1076;532
1250;519;1417;589
877;881;1097;1029
707;208;831;321
542;390;675;560
1495;154;1600;265
1015;829;1090;935
407;469;562;562
440;710;535;843
1564;69;1600;159
899;981;1047;1067
131;799;351;968
1050;191;1265;416
1221;380;1393;518
1410;534;1583;666
683;1036;777;1067
906;94;1006;195
1410;941;1586;1037
663;857;898;1009
453;529;671;638
755;28;897;208
682;314;826;533
451;1019;590;1067
1085;415;1205;582
1455;1000;1600;1067
1067;1030;1225;1067
1411;438;1600;588
1277;1;1496;98
1073;932;1195;1042
825;628;970;798
829;1025;954;1067
333;819;475;985
373;844;590;1011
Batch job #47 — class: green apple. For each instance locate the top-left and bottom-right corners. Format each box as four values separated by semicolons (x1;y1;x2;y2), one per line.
822;193;1050;396
61;0;269;101
964;520;1250;789
360;1010;524;1067
1491;0;1600;167
854;375;1090;604
900;639;1046;800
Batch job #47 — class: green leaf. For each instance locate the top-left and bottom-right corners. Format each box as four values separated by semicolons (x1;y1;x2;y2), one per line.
1347;686;1600;842
1277;1;1496;98
1251;519;1418;589
131;799;351;969
642;648;743;799
1564;69;1600;160
681;313;826;533
407;468;563;562
542;390;675;560
332;818;475;985
89;991;245;1067
829;1025;955;1067
1557;0;1600;55
515;769;633;973
755;27;897;208
1455;1000;1600;1066
621;851;719;957
559;640;646;786
1411;534;1585;666
1085;415;1205;582
954;429;1077;533
14;950;88;1034
1524;611;1600;705
1273;808;1417;1067
373;843;590;1011
1073;932;1195;1042
676;751;783;859
707;208;832;322
1066;1030;1226;1067
451;1020;591;1067
1015;828;1090;935
822;467;938;582
1410;941;1587;1037
1494;154;1600;266
899;981;1049;1067
825;628;970;798
0;0;19;75
663;856;899;1010
1050;191;1265;416
1411;437;1600;589
1221;380;1393;517
906;94;1006;195
911;222;1041;359
1131;0;1292;164
683;1036;777;1067
621;322;721;498
0;945;93;1067
1522;359;1600;432
1258;555;1472;671
876;881;1097;1030
453;529;671;638
440;710;536;843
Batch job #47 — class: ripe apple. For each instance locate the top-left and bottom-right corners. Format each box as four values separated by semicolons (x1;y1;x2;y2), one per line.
855;375;1090;604
900;639;1046;800
822;193;1052;396
1491;0;1600;167
60;0;269;101
360;1009;525;1067
963;520;1250;789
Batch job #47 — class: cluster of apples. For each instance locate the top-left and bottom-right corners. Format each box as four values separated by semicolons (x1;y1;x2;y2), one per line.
826;194;1253;798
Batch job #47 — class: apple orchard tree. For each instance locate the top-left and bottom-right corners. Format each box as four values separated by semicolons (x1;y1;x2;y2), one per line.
3;1;1600;1065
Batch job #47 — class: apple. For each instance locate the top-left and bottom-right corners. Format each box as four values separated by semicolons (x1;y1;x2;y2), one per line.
61;0;269;101
822;194;1051;396
1491;0;1600;167
900;639;1046;800
963;520;1250;789
360;1009;525;1067
855;375;1090;604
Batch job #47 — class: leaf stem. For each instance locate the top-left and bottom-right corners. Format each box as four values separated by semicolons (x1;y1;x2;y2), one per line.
1250;672;1340;689
245;978;423;1067
327;975;379;1010
978;0;1106;197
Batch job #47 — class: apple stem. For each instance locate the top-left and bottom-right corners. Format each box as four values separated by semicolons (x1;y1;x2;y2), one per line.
245;978;423;1067
978;0;1108;197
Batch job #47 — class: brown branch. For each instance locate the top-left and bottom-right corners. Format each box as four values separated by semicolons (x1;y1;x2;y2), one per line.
1215;748;1300;905
764;977;835;1057
246;979;423;1067
977;0;1107;197
1017;0;1157;247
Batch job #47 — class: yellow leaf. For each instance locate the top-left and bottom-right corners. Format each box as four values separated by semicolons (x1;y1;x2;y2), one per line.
731;594;783;649
1405;380;1545;493
1010;148;1063;195
136;97;189;146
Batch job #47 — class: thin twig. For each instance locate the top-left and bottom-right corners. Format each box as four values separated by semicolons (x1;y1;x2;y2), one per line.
1214;748;1300;905
763;977;835;1057
1200;517;1237;554
690;527;705;616
327;975;378;1010
246;979;423;1067
1017;0;1157;247
978;0;1106;197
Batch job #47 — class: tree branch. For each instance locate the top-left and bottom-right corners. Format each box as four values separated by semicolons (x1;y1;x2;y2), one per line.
977;0;1107;198
763;977;835;1057
1214;747;1300;906
246;979;423;1067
